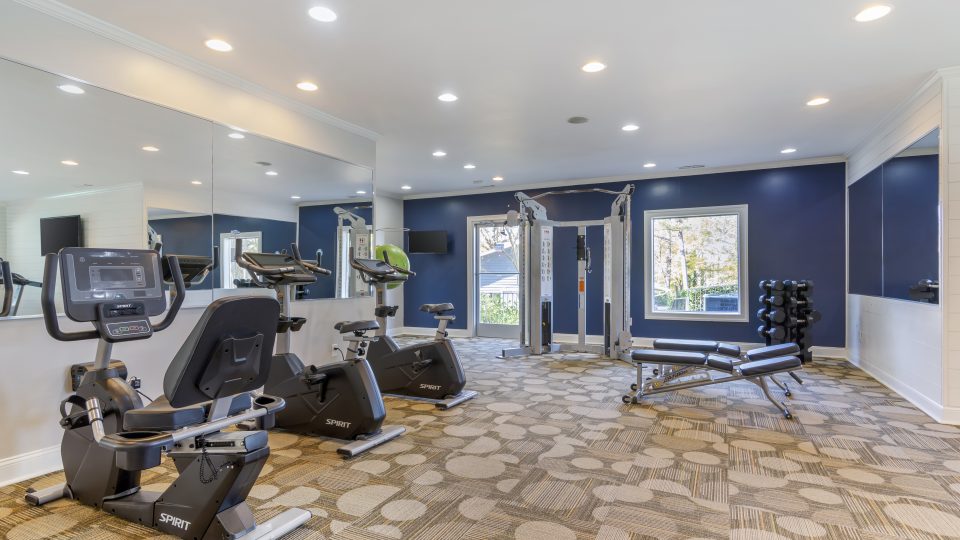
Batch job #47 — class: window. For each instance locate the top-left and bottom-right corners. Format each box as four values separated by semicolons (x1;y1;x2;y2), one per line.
644;205;748;321
220;231;262;289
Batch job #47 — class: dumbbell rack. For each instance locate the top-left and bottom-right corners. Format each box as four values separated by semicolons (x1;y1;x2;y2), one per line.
757;280;820;363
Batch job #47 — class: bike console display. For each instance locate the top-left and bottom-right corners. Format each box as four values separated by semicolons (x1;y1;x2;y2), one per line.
54;248;170;342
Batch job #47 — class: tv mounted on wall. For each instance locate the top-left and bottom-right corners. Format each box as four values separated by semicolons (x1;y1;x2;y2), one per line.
40;215;82;256
407;230;448;254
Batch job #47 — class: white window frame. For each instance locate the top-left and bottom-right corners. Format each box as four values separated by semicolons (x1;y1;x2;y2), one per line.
643;204;749;322
219;231;262;290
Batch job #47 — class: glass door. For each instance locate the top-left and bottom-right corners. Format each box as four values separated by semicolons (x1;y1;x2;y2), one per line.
474;220;521;338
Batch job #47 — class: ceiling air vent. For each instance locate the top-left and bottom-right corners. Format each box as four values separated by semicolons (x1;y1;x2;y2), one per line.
567;116;589;124
679;164;705;170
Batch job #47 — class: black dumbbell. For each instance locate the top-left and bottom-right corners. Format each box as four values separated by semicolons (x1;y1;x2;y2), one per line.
759;294;785;307
786;311;821;327
757;308;787;324
758;325;787;340
788;280;814;294
759;280;785;291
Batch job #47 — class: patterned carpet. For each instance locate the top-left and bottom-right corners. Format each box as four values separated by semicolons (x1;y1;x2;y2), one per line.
2;337;960;539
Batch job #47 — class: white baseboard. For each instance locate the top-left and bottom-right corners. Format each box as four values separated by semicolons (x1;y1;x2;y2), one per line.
848;355;948;424
810;346;847;359
0;445;62;488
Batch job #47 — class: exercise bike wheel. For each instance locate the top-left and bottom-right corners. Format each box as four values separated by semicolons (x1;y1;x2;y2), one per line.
630;383;638;391
621;395;632;404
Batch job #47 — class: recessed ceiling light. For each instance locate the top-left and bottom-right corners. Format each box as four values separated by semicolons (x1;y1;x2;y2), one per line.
356;190;367;194
643;162;657;168
58;84;85;95
142;146;159;152
854;5;892;22
228;132;245;139
308;6;338;22
568;116;589;124
297;81;319;92
266;171;279;176
781;147;798;154
492;176;504;182
11;170;29;175
622;124;640;132
806;97;830;107
191;180;203;185
464;164;476;169
432;150;447;157
401;185;412;190
438;93;458;102
61;160;79;166
290;195;302;200
205;39;233;52
581;61;606;73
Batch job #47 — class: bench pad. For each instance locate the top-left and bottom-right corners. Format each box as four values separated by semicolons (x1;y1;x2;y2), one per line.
420;303;455;314
745;343;800;361
632;349;707;365
739;356;802;376
654;339;741;357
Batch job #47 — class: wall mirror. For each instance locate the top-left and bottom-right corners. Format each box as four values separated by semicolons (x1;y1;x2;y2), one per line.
209;125;374;300
0;57;214;319
849;128;939;303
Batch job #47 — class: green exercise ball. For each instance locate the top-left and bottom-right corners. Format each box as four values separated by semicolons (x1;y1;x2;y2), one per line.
375;244;410;290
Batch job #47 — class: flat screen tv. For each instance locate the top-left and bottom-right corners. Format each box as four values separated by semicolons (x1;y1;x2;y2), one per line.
408;230;448;254
40;215;82;256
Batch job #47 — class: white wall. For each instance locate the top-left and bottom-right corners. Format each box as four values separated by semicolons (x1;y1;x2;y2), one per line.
6;183;145;315
373;193;405;330
941;69;960;422
0;204;7;260
846;76;947;422
212;191;299;224
0;0;376;169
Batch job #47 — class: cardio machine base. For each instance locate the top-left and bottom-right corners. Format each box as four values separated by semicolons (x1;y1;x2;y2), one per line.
383;389;479;410
499;342;610;359
334;424;406;457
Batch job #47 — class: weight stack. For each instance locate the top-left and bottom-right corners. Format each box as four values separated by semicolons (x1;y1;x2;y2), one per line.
786;280;820;363
757;280;789;346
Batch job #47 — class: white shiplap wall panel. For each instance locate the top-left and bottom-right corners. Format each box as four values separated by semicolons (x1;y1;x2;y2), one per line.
0;205;7;261
5;183;145;315
846;76;946;422
943;72;960;419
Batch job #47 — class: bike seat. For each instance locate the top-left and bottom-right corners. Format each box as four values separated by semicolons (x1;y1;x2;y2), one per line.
334;320;380;334
123;394;252;431
420;303;454;314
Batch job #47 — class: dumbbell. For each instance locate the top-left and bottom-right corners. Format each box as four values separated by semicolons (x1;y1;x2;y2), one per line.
784;297;813;309
759;294;785;307
786;311;821;327
757;307;787;324
758;325;787;340
787;280;814;294
759;279;785;292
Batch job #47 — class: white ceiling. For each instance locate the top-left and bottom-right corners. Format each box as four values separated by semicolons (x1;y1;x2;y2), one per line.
0;57;372;206
51;1;960;195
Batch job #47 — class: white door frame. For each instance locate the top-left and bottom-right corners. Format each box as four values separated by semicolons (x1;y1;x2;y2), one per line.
467;214;521;338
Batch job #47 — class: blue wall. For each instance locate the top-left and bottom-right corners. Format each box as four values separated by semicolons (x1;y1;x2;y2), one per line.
848;167;884;296
298;204;373;298
882;155;939;300
848;154;939;301
403;163;847;347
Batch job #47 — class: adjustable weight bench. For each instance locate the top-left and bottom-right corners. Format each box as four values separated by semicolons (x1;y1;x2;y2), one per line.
624;341;803;418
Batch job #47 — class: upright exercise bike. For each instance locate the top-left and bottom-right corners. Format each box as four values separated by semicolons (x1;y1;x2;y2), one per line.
236;241;405;456
25;247;310;539
350;257;476;409
0;257;12;317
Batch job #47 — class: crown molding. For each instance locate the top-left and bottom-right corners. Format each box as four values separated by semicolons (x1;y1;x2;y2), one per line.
937;65;960;79
401;155;846;201
12;0;381;142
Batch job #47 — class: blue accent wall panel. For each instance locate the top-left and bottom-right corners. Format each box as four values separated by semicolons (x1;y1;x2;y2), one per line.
848;167;884;297
298;204;373;298
403;163;847;347
882;155;939;300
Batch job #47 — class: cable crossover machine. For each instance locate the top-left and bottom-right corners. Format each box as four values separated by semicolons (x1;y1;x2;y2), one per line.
500;184;634;361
